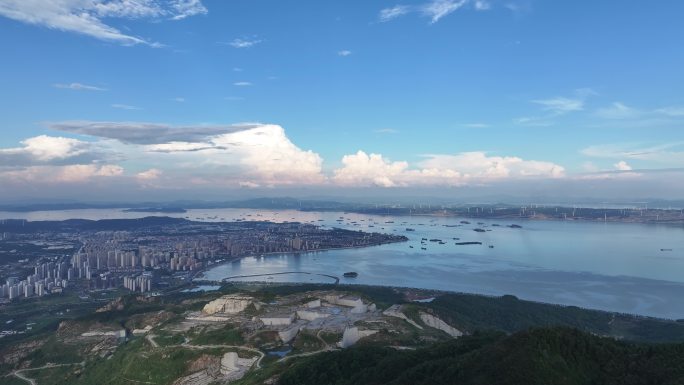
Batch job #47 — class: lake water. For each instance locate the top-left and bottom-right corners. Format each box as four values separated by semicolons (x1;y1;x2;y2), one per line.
2;208;683;319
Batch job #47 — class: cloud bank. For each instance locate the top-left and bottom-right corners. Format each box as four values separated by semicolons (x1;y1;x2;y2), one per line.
2;121;680;200
0;122;573;193
334;151;564;188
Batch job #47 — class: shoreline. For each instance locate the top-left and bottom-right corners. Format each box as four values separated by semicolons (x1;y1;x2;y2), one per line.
193;245;684;321
193;239;406;281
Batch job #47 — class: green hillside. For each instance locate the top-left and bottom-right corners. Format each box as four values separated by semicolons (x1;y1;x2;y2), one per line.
277;327;684;385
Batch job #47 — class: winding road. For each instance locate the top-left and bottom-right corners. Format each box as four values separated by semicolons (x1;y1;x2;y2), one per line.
11;362;84;385
146;334;266;369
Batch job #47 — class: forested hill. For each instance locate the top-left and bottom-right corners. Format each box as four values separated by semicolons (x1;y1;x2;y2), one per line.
277;327;684;385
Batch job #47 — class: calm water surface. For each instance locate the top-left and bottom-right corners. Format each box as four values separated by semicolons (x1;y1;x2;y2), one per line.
2;208;683;318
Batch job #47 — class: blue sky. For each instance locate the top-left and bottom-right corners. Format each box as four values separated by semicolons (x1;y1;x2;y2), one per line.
0;0;683;201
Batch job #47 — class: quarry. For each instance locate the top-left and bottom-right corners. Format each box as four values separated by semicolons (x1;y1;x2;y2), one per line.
2;286;465;385
198;291;390;346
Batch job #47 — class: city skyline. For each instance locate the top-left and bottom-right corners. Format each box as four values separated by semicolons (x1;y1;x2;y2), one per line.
1;0;683;200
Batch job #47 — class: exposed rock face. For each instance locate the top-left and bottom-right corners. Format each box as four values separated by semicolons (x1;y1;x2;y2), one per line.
296;310;329;321
81;330;126;338
325;294;369;313
305;299;321;308
188;354;221;376
0;339;45;365
278;323;304;343
173;355;220;385
220;352;239;375
325;295;364;308
96;297;125;313
202;295;253;315
126;310;174;330
58;320;125;339
383;305;423;330
174;352;256;385
338;326;377;348
259;313;295;326
419;312;463;338
132;325;153;335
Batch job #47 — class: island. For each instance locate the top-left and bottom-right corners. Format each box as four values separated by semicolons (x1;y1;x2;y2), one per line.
123;207;188;213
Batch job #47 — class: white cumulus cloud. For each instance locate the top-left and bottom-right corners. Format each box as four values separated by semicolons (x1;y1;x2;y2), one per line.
0;135;98;165
614;161;632;171
419;152;565;179
17;135;89;161
334;151;409;187
333;150;564;188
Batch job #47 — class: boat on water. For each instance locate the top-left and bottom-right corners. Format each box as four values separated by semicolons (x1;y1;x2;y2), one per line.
343;272;358;278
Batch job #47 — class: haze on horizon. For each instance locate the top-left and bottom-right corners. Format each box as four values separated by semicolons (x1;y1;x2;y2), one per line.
1;1;683;202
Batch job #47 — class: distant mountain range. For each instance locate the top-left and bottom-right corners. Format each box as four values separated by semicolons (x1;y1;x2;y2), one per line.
1;197;683;212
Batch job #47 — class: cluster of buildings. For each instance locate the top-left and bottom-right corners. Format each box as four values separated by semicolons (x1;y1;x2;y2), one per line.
1;219;406;300
70;223;329;276
1;261;70;300
122;273;153;293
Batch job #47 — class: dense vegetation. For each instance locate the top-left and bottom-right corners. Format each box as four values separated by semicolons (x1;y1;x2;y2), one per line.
278;327;684;385
423;293;684;343
189;323;244;345
244;283;404;308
